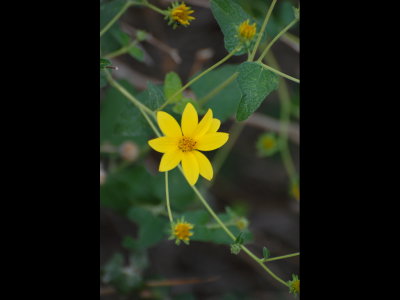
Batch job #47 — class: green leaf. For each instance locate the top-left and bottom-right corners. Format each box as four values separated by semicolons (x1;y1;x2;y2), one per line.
236;62;279;121
100;80;152;146
100;0;128;31
139;82;165;110
127;207;169;248
111;28;131;46
191;64;241;122
210;0;266;56
136;29;148;42
100;165;161;214
100;58;112;70
100;71;108;88
128;44;144;61
262;246;270;260
164;72;183;104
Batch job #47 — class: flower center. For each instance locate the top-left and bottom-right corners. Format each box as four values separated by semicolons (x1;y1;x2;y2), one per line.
174;223;193;240
178;136;196;152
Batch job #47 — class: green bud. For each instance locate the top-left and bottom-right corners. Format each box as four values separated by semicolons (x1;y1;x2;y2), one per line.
262;247;270;260
288;274;300;296
256;133;279;157
230;243;241;255
136;30;148;42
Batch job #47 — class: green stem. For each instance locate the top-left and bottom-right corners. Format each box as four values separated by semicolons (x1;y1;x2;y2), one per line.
258;18;299;62
258;62;300;83
144;1;168;15
104;41;137;59
265;52;297;184
107;70;290;287
198;72;239;106
187;176;288;287
165;172;174;223
106;72;161;137
240;246;289;286
100;1;133;37
158;49;238;110
248;0;277;61
263;252;299;263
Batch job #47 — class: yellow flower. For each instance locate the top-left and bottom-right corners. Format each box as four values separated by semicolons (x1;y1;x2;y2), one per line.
288;274;300;296
167;2;195;28
148;103;229;186
173;221;193;243
238;19;257;41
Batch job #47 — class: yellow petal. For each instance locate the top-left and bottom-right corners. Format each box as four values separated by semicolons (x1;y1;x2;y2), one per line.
181;103;198;137
207;119;221;134
159;149;183;172
196;132;229;151
181;152;199;185
157;111;182;137
148;136;179;153
193;109;213;138
193;150;213;181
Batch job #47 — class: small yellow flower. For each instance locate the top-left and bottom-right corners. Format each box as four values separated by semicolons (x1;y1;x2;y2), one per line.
166;2;195;28
288;274;300;296
238;19;257;41
235;217;249;230
257;133;279;157
169;219;194;245
148;103;229;186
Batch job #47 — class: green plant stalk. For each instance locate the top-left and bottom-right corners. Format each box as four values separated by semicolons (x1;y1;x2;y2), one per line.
106;72;161;137
186;173;288;287
158;49;238;110
248;0;277;61
265;52;298;184
165;172;174;224
104;40;138;59
198;72;239;106
100;0;133;37
264;252;299;262
143;1;168;15
258;18;299;62
105;73;292;287
258;62;300;84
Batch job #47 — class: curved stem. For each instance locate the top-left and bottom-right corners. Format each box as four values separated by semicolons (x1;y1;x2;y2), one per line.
264;252;299;262
248;0;277;61
185;171;288;287
258;62;300;84
165;172;174;223
100;1;133;37
257;18;299;62
104;41;137;59
157;49;238;110
106;72;162;138
144;1;168;15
